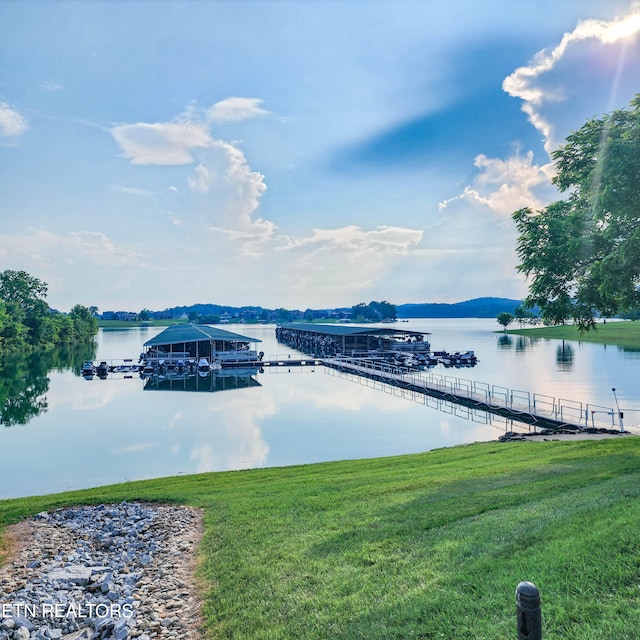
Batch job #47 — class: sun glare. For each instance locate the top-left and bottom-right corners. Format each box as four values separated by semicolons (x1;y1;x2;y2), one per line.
604;13;640;42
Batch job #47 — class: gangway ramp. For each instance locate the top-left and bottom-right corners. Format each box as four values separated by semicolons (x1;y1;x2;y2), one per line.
322;356;624;432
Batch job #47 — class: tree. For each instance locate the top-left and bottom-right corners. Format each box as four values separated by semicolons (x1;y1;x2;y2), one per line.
513;95;640;330
0;270;48;315
70;304;98;342
514;305;537;328
496;312;514;330
0;270;98;352
350;301;398;322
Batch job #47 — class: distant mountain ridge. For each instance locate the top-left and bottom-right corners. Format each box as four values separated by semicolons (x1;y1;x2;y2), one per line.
397;297;522;318
154;297;523;320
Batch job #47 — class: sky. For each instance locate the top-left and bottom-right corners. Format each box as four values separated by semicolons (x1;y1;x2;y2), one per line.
1;0;640;313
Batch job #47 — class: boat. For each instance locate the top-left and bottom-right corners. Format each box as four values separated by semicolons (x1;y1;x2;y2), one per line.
214;349;260;365
198;358;222;372
96;361;110;378
81;361;96;376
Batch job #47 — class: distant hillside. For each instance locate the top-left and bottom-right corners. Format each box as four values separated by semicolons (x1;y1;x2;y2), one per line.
397;297;522;318
153;298;523;321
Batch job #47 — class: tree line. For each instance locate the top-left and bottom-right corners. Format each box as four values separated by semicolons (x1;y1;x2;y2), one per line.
350;300;397;322
0;270;98;353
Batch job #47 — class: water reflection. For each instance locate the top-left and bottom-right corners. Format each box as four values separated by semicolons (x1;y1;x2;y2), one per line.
556;342;574;372
323;366;532;434
497;334;513;349
3;321;640;500
143;370;261;392
497;333;541;352
0;344;96;427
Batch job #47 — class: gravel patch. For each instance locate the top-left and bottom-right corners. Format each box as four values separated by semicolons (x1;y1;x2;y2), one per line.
0;502;204;640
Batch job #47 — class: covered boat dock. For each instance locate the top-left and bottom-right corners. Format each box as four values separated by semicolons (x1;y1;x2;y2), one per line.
143;324;262;363
275;323;430;358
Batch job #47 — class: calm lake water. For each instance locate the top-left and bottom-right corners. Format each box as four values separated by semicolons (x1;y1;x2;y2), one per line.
1;319;639;500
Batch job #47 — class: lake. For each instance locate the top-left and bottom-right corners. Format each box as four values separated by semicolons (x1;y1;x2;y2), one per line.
1;319;639;500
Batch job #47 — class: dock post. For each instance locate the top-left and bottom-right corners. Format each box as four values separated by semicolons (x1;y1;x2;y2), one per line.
516;581;542;640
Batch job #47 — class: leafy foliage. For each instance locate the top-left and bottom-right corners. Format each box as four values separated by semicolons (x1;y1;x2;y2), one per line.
0;270;98;353
496;311;514;329
513;96;640;330
351;300;397;321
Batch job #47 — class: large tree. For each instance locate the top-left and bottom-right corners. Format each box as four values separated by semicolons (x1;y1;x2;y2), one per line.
513;95;640;330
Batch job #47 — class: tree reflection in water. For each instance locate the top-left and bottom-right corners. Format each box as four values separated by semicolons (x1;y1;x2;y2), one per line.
0;343;96;427
556;341;574;372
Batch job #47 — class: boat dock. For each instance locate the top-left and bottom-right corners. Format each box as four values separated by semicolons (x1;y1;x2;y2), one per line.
81;353;624;432
322;356;623;432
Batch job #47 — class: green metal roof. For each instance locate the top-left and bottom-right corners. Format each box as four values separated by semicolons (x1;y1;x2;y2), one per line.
278;323;428;337
144;324;261;347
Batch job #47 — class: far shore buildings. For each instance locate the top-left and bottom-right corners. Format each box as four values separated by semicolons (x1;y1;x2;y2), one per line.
101;311;138;321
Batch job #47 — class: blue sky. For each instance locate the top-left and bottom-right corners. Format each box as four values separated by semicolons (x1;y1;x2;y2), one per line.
1;0;640;312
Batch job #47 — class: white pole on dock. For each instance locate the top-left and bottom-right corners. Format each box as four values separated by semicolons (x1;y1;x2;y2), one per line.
612;388;624;432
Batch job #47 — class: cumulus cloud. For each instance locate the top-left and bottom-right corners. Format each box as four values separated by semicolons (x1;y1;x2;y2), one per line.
0;103;28;137
110;100;273;254
206;97;269;122
110;121;213;165
187;163;216;192
503;7;640;153
440;151;549;215
185;140;272;253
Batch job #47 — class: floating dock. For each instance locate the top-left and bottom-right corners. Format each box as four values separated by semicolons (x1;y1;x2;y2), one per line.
322;356;622;432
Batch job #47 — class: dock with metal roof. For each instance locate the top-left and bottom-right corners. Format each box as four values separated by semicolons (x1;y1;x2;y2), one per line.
143;324;262;366
275;323;431;358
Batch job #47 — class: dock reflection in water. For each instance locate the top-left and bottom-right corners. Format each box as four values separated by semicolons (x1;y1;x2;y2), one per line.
143;368;262;393
323;363;533;436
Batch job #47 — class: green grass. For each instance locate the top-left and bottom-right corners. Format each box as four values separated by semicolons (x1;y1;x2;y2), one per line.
505;320;640;349
2;440;640;639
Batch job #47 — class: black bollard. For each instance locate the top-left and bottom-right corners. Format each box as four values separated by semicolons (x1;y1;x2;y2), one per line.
516;581;542;640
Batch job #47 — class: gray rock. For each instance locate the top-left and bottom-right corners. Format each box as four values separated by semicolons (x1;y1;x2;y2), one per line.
48;566;93;586
14;627;30;640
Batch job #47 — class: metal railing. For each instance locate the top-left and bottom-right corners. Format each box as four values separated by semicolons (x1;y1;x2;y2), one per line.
322;356;627;431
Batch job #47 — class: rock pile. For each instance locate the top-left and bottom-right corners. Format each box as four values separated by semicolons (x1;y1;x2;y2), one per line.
0;502;203;640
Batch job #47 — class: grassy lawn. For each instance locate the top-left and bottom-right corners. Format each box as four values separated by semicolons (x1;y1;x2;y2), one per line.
504;320;640;349
2;439;640;639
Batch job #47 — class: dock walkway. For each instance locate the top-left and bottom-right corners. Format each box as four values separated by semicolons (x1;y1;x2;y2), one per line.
322;356;623;432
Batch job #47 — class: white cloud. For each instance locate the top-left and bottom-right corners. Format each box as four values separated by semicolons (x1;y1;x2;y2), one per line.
0;228;145;267
279;224;422;253
187;140;273;253
110;121;213;165
207;97;269;122
0;103;28;137
110;185;155;196
67;230;146;265
0;228;149;309
262;224;424;304
110;102;273;255
440;151;549;216
503;7;640;153
187;162;215;192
